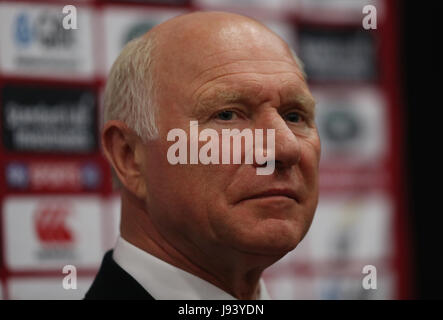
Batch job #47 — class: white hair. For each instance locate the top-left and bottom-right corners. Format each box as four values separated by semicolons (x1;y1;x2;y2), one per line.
103;34;159;141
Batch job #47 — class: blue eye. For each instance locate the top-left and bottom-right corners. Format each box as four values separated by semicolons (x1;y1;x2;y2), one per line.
285;112;302;123
216;110;235;121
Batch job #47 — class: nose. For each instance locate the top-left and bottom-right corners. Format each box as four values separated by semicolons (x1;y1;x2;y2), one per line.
254;110;301;171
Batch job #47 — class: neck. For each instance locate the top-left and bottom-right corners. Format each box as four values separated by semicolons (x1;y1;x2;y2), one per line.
119;189;272;299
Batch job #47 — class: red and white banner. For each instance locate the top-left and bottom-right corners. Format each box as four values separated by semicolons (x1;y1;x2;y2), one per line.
0;0;409;299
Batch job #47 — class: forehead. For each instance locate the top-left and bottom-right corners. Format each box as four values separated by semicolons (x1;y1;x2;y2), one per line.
186;33;300;83
154;19;310;112
156;18;297;78
189;57;312;108
190;56;304;87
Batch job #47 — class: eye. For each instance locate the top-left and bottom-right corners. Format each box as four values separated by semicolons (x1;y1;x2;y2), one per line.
284;111;304;123
216;110;236;121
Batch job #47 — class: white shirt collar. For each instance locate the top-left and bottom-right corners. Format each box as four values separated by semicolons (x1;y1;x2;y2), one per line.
112;236;271;300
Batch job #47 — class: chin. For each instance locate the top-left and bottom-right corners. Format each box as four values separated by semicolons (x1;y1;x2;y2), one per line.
209;202;311;259
226;219;304;257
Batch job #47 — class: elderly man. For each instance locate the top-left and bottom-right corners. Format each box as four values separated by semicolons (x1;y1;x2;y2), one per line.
85;11;320;300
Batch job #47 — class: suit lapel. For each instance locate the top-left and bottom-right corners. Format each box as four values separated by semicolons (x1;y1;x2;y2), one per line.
85;250;155;300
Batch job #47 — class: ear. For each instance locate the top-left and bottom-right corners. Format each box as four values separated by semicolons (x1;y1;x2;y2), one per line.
101;120;147;199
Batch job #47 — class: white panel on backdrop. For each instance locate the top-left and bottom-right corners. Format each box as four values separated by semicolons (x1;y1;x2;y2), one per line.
103;6;187;74
0;282;3;299
314;272;394;300
0;2;95;79
297;0;384;24
299;192;393;262
263;192;394;299
8;277;94;300
314;87;388;165
3;196;103;270
102;194;122;251
298;0;379;11
264;271;394;299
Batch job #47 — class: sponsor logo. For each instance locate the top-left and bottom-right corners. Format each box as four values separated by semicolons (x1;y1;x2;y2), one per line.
14;13;33;48
14;11;74;49
4;196;103;269
5;162;29;189
298;27;377;81
13;10;74;49
2;85;97;153
81;163;101;189
34;202;76;260
35;203;73;244
322;109;362;146
0;3;94;77
5;161;101;191
314;88;387;163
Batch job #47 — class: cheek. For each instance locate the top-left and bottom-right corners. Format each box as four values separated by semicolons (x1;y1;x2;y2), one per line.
300;138;320;180
299;137;321;226
143;139;235;211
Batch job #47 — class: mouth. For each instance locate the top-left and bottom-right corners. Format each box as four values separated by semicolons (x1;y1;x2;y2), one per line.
241;189;299;203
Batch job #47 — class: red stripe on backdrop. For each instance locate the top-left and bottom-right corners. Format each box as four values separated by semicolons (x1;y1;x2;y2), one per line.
379;0;413;299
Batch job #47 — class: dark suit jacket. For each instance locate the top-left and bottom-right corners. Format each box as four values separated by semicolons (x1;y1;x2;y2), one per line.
84;250;155;300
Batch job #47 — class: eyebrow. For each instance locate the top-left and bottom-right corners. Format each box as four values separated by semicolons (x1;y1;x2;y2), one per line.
192;89;247;118
193;86;316;118
285;93;316;115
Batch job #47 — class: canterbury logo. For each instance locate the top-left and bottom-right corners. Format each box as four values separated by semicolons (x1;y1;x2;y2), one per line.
34;204;74;244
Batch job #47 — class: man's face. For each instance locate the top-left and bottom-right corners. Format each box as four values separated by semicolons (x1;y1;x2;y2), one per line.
140;22;321;261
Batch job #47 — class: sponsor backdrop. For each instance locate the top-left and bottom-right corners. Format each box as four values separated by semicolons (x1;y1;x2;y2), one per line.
0;0;409;299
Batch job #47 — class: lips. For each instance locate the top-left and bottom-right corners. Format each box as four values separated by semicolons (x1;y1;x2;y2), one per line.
240;188;299;203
